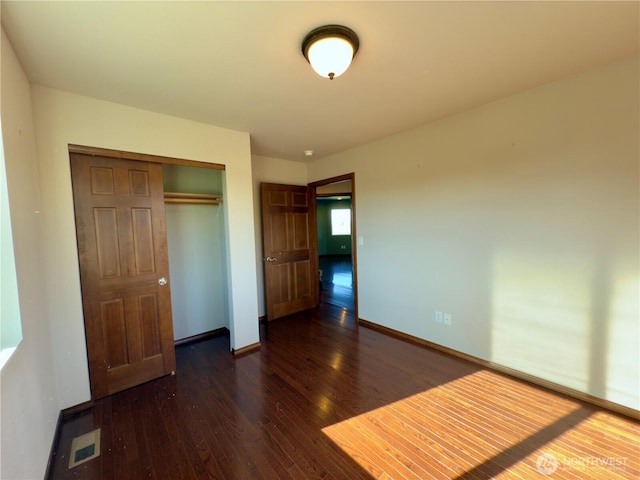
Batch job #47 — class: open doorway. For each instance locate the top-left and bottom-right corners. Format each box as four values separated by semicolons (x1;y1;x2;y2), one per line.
311;174;357;316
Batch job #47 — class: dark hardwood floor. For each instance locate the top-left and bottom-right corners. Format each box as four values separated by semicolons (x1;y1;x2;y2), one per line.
319;255;354;311
49;304;639;479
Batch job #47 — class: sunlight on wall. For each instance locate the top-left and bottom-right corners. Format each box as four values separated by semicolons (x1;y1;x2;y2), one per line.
491;251;592;393
491;249;640;409
606;276;640;409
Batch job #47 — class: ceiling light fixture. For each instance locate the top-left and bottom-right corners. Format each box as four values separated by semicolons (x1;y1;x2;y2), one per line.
301;25;359;80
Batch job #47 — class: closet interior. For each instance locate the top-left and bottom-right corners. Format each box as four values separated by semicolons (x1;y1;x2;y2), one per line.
162;164;229;343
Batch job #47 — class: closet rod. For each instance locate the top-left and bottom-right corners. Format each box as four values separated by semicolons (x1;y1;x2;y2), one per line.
164;198;221;205
164;192;222;205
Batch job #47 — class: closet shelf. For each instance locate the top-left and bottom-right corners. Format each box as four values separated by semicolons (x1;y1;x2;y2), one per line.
164;192;223;205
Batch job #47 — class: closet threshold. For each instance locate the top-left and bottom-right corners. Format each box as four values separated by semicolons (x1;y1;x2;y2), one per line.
164;192;222;205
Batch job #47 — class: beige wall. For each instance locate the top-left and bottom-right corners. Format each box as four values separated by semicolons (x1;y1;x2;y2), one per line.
308;56;640;410
251;154;308;316
2;27;637;479
1;28;60;480
2;28;261;474
29;85;261;410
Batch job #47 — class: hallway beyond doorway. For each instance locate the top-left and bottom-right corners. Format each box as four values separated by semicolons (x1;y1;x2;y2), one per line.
319;255;354;311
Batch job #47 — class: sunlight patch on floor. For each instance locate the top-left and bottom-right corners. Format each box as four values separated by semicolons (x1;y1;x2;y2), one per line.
517;411;638;479
322;369;592;479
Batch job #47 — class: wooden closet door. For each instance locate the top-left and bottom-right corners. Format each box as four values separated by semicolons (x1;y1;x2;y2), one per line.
70;153;176;399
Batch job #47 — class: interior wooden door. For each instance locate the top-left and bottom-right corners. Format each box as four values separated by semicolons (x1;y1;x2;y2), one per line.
70;153;176;399
261;183;319;320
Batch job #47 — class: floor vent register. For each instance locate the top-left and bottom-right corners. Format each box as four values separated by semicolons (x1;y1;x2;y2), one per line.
68;428;101;469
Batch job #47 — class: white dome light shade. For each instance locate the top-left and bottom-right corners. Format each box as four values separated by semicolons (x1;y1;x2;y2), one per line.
302;25;359;80
307;37;354;79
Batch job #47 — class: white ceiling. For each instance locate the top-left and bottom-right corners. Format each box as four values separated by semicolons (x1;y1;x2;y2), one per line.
2;1;638;162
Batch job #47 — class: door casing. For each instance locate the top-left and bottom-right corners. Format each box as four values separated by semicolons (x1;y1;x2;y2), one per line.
261;173;358;321
69;145;224;399
309;173;358;320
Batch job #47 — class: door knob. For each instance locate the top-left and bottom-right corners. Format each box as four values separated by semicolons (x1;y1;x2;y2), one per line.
158;277;167;286
264;257;277;263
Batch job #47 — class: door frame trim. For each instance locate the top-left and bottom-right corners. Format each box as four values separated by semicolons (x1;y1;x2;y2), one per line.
69;144;225;170
309;173;358;320
69;145;229;399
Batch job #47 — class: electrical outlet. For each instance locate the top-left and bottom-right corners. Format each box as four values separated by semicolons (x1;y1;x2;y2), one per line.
444;313;452;325
435;311;443;323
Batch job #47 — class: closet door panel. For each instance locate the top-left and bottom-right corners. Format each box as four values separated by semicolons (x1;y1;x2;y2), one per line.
71;153;176;399
131;208;156;275
139;293;162;357
94;208;121;279
99;298;128;368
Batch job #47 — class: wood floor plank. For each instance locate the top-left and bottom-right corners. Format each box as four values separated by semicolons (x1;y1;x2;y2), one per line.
48;304;640;479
